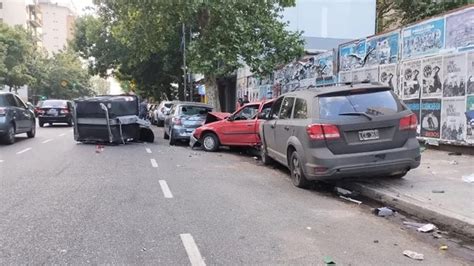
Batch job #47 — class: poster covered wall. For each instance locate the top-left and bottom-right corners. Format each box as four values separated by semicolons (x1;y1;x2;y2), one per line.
420;98;441;138
445;8;474;50
363;66;379;82
402;59;422;99
442;53;467;97
441;98;466;141
379;64;399;95
339;39;366;71
404;99;421;135
467;51;474;95
402;18;445;59
338;71;352;83
466;96;474;143
314;50;336;86
421;56;443;98
366;31;400;66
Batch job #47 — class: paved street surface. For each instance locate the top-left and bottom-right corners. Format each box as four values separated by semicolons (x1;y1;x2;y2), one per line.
0;125;471;265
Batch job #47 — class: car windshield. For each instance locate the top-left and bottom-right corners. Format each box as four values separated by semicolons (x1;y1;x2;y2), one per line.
319;90;404;119
41;100;67;108
179;105;211;116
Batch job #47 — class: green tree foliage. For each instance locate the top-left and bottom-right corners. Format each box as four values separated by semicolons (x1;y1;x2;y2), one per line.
377;0;472;33
0;24;34;92
74;0;304;110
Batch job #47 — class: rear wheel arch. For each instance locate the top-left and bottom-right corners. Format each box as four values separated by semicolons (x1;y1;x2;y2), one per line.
286;137;305;167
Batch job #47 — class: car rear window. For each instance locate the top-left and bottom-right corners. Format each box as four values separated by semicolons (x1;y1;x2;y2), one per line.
41;100;67;108
179;105;212;116
319;90;404;119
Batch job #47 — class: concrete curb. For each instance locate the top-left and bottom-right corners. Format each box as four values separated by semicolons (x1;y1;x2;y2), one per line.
343;182;474;239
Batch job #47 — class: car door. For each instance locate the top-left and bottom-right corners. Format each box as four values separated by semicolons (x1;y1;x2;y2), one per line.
164;104;177;134
5;94;24;132
263;96;284;160
220;104;260;145
14;95;34;132
273;96;296;164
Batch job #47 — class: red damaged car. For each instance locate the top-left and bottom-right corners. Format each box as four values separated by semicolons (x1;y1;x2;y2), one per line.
190;100;274;151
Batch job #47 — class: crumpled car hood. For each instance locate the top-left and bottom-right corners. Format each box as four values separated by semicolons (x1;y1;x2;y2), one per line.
204;112;231;124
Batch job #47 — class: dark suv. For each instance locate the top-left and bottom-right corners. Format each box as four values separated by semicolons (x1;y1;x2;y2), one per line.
37;99;74;127
0;92;36;144
260;84;421;188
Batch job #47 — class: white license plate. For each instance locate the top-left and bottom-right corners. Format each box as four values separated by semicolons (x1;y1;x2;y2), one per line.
359;129;379;141
47;109;58;115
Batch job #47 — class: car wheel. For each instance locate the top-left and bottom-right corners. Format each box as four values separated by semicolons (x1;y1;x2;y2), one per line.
39;121;44;127
169;129;176;145
2;124;15;144
163;128;169;139
260;144;273;165
202;132;219;152
27;121;36;138
290;151;310;188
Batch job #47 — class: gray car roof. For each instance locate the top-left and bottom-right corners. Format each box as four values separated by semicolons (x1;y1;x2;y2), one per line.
174;101;213;108
280;83;391;98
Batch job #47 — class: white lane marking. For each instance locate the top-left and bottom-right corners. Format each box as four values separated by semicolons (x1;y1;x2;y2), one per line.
59;133;66;137
16;148;32;155
146;148;152;154
42;139;53;143
150;159;158;168
180;234;206;266
159;180;173;198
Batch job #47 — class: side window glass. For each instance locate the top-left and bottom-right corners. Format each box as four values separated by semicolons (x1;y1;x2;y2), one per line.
269;97;284;119
235;105;259;120
293;98;308;119
279;97;295;120
14;96;26;108
6;95;17;107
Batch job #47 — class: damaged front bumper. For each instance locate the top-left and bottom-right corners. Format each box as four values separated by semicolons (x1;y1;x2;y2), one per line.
189;134;200;148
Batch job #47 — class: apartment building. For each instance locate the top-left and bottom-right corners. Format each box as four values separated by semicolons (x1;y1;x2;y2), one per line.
0;0;43;47
39;0;75;54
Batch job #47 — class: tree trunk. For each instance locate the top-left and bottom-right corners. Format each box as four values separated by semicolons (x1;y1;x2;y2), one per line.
205;76;221;111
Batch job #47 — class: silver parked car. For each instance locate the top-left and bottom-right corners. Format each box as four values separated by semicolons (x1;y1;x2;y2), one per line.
154;101;174;126
163;102;213;145
260;84;421;188
0;92;36;144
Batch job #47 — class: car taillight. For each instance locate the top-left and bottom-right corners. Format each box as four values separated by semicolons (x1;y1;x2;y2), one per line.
0;107;5;115
399;113;417;131
173;117;182;125
306;124;340;140
60;108;70;114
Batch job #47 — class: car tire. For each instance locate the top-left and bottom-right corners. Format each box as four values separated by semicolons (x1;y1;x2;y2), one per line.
289;151;310;189
163;128;169;139
27;121;36;138
39;121;44;127
169;129;176;145
3;123;15;145
202;132;219;152
260;145;273;165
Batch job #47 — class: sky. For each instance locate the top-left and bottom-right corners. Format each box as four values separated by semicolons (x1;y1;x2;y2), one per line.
47;0;94;15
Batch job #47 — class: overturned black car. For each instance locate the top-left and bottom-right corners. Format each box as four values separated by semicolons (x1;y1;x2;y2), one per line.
73;95;154;144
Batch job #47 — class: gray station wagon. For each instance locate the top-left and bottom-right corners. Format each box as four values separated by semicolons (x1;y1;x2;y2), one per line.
260;84;421;188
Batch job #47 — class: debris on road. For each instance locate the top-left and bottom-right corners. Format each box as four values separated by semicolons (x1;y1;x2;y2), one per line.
431;190;445;193
403;221;425;228
449;160;458;165
417;223;437;233
462;174;474;183
403;250;424;260
373;240;379;243
306;227;312;230
373;207;395;217
323;256;336;265
439;245;448;250
432;231;443;239
339;195;362;205
448;152;462;156
334;187;360;197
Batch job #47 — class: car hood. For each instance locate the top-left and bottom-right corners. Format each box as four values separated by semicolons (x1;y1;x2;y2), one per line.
204;112;231;124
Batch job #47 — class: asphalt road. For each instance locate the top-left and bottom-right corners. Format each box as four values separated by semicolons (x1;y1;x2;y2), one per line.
0;124;470;265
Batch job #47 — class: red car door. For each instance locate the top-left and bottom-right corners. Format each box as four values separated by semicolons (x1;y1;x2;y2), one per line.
220;104;260;145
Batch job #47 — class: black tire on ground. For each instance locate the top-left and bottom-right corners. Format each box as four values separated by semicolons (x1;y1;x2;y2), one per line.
27;121;36;138
163;129;169;139
289;151;310;189
261;144;274;165
169;129;176;145
202;132;219;152
39;121;44;127
2;123;15;145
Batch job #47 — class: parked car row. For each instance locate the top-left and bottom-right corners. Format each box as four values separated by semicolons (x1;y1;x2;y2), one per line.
0;92;75;145
182;83;421;188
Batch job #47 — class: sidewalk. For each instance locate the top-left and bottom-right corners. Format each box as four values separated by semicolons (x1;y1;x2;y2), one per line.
343;149;474;238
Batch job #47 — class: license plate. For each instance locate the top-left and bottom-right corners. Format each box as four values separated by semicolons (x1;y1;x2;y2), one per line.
359;129;379;141
47;109;58;116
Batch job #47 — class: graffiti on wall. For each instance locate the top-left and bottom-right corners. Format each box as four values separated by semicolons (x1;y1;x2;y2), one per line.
366;31;400;66
467;51;474;95
402;18;445;59
421;56;443;98
466;95;474;143
445;8;474;50
314;50;336;86
379;64;399;95
420;98;441;138
339;39;366;71
402;59;422;99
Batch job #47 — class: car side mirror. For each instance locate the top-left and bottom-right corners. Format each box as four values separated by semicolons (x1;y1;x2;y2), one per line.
227;115;234;121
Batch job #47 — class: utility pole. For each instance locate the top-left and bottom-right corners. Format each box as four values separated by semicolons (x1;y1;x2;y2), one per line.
182;23;187;101
189;26;193;102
